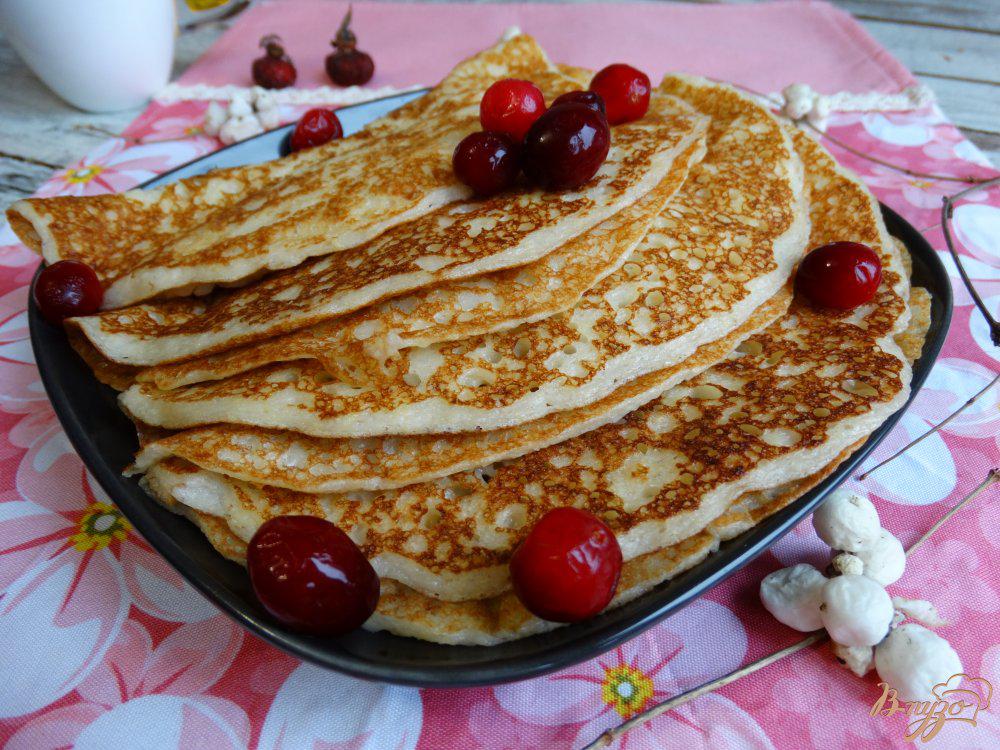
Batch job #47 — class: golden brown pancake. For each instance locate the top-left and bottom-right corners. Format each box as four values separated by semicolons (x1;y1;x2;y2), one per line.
138;138;709;391
132;125;912;608
8;36;575;309
146;443;859;645
117;74;809;437
68;94;704;365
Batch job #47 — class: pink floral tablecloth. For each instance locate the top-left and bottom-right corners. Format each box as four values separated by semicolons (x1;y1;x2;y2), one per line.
0;2;997;748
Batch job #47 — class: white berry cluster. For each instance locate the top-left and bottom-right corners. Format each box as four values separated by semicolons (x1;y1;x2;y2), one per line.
760;488;961;701
203;90;286;145
776;82;933;132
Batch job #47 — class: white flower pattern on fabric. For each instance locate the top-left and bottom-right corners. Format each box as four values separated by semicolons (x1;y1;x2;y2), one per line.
257;663;423;750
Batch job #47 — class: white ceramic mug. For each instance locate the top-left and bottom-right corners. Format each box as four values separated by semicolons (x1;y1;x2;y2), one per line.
0;0;176;112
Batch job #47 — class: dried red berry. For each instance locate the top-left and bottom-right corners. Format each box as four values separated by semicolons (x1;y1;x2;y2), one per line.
453;131;520;196
34;260;104;324
252;34;297;89
247;515;379;636
510;507;622;622
326;7;375;86
589;64;651;125
289;108;344;152
796;241;883;310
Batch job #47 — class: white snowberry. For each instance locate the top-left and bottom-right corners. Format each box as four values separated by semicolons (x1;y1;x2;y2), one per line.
782;83;816;120
831;641;874;677
227;95;253;118
875;623;962;702
218;114;264;145
812;489;881;552
257;105;283;131
819;574;893;646
203;101;228;137
760;564;827;632
805;96;832;130
892;597;948;629
253;87;278;111
855;529;906;585
831;552;864;577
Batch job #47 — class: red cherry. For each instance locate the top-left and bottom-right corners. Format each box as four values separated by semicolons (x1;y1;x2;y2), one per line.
34;260;103;324
589;64;651;125
479;79;546;142
326;7;375;86
252;35;297;90
510;507;622;622
247;515;379;636
796;241;883;310
522;103;611;191
289;108;344;152
551;90;606;117
452;131;520;196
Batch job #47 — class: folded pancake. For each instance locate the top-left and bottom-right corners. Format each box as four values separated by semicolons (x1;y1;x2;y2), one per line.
143;280;928;644
147;453;854;646
7;35;584;309
137;219;912;608
129;288;790;488
184;279;928;648
139;138;709;390
68;93;704;365
368;285;928;645
128;124;893;502
119;75;809;436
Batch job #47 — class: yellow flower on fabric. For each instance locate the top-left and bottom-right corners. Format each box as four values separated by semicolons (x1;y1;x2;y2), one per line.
601;664;655;718
71;502;130;551
64;165;106;185
186;0;230;10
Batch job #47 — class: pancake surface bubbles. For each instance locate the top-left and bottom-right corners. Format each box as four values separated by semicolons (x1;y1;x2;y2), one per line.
119;75;808;437
138;119;913;616
140;138;709;391
69;94;704;367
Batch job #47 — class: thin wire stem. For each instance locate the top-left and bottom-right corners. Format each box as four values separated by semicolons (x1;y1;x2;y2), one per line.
580;469;997;749
804;123;990;185
905;469;998;558
857;373;1000;480
941;176;1000;347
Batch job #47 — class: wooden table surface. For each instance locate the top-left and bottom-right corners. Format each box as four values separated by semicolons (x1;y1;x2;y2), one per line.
1;0;996;210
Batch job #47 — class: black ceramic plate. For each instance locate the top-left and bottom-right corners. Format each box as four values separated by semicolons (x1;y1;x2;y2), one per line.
28;92;952;687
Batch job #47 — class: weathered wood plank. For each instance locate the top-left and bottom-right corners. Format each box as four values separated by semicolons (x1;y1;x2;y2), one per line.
833;0;1000;34
0;155;54;210
0;24;225;211
862;20;1000;84
922;75;1000;135
962;130;1000;168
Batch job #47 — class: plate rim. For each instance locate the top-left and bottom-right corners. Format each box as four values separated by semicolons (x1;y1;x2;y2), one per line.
24;94;953;687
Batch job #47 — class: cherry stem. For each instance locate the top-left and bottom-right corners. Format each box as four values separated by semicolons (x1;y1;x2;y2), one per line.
580;468;998;749
335;4;357;48
260;34;284;57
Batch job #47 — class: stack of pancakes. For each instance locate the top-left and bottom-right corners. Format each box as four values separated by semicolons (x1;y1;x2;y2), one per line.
9;35;930;645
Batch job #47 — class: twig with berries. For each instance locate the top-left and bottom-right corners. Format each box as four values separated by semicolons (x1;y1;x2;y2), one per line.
581;468;998;750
